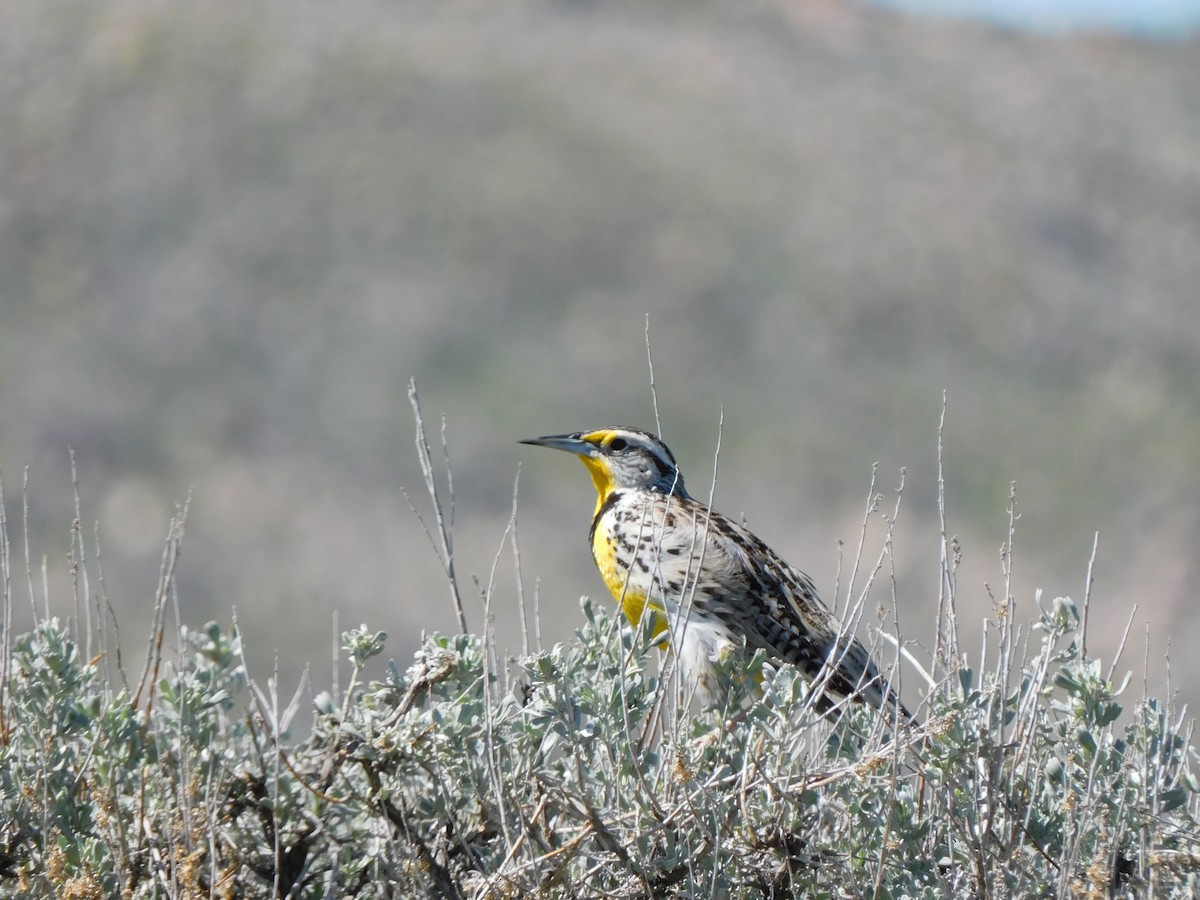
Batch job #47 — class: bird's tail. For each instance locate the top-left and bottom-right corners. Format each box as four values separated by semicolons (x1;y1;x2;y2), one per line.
823;637;916;726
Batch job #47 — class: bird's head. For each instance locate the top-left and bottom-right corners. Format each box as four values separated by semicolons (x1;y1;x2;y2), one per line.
520;427;688;512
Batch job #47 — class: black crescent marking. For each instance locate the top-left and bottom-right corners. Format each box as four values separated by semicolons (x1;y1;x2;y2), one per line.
588;490;624;546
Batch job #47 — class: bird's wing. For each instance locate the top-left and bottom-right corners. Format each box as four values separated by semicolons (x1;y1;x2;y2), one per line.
683;505;896;709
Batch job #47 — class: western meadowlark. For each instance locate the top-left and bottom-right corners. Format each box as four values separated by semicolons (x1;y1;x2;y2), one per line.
521;427;910;721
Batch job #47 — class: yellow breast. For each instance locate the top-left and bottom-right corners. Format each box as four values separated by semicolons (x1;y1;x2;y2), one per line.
591;515;669;641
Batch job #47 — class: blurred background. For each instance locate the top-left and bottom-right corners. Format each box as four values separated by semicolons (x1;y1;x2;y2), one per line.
2;0;1198;720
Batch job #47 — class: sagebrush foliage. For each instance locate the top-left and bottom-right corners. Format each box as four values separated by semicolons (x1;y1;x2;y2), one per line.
2;588;1199;898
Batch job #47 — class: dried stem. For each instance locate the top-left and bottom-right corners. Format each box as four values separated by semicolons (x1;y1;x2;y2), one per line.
405;378;468;634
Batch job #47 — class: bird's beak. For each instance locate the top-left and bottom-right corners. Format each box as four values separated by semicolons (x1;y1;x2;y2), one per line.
519;433;595;457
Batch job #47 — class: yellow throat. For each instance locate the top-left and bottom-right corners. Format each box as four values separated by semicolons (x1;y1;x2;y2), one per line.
577;454;615;518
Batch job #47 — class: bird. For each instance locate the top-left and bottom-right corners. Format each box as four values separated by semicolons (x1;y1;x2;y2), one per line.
520;427;910;722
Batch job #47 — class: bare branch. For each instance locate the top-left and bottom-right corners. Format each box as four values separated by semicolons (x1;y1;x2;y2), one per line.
645;314;662;437
406;378;468;634
1080;530;1099;660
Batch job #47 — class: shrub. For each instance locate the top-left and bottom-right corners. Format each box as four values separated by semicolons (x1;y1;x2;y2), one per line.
3;585;1199;897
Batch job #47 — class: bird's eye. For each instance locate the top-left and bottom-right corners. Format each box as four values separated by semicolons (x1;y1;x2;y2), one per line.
608;437;628;452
